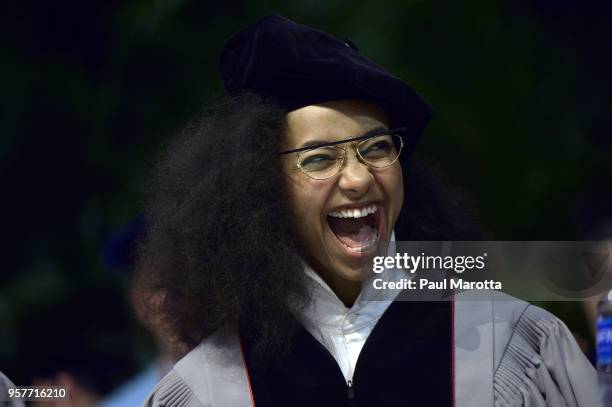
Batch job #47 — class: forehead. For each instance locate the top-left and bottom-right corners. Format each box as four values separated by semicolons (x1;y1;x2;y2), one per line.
284;100;389;147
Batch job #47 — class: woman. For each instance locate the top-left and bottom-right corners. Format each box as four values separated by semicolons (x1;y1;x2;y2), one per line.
138;15;598;406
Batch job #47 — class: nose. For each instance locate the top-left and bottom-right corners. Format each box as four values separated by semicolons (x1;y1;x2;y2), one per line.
337;150;373;199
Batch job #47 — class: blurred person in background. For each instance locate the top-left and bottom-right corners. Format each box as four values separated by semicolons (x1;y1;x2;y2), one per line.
136;15;599;406
30;373;99;407
99;218;186;407
575;173;612;359
4;220;175;407
98;289;185;407
17;284;139;407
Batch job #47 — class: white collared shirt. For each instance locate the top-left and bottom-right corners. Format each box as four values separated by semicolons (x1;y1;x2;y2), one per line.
297;233;409;382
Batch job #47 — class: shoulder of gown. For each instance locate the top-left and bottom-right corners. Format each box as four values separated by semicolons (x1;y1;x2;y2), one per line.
142;328;252;407
455;290;599;407
493;298;600;407
142;369;202;407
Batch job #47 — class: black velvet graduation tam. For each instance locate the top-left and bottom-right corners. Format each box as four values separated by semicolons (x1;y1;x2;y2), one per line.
218;14;433;153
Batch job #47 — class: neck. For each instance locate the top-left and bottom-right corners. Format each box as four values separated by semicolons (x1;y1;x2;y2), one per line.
325;275;362;307
303;258;362;307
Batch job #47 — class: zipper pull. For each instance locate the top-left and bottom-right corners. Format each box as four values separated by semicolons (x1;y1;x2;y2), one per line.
347;379;355;403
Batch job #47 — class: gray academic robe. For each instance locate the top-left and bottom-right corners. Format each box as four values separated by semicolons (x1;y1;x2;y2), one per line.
143;291;600;406
0;371;25;407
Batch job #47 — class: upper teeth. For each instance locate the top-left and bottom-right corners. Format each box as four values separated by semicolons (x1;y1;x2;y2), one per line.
328;205;378;219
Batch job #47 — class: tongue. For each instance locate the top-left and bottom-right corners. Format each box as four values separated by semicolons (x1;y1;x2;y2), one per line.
328;214;378;249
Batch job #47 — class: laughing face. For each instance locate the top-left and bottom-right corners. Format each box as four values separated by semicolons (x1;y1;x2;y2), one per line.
283;100;404;304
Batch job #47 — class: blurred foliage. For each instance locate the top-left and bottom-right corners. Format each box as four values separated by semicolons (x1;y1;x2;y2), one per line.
1;0;610;390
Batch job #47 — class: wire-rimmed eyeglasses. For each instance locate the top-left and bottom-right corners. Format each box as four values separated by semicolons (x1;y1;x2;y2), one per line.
279;127;406;180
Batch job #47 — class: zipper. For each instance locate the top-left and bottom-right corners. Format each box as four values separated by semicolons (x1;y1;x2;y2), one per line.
347;379;355;406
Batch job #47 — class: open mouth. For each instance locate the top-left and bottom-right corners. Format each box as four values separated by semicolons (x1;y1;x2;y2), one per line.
327;204;383;254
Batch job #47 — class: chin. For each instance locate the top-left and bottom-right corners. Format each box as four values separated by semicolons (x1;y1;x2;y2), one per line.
334;263;368;282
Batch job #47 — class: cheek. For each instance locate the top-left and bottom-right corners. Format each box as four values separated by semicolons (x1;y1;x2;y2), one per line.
286;175;330;227
381;165;404;220
285;177;306;225
393;166;404;210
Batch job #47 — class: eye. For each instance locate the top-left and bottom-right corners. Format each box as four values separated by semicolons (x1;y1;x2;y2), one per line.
360;136;395;159
299;148;339;172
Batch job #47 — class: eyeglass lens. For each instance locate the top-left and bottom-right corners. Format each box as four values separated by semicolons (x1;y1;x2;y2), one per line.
297;134;402;180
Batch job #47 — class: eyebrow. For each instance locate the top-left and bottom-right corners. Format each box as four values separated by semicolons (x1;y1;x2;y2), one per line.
279;126;404;155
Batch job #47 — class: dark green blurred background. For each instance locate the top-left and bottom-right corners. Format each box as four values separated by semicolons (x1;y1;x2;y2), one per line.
1;0;611;395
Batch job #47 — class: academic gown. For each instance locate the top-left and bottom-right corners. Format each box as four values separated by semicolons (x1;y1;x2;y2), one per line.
142;289;600;407
0;371;25;407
